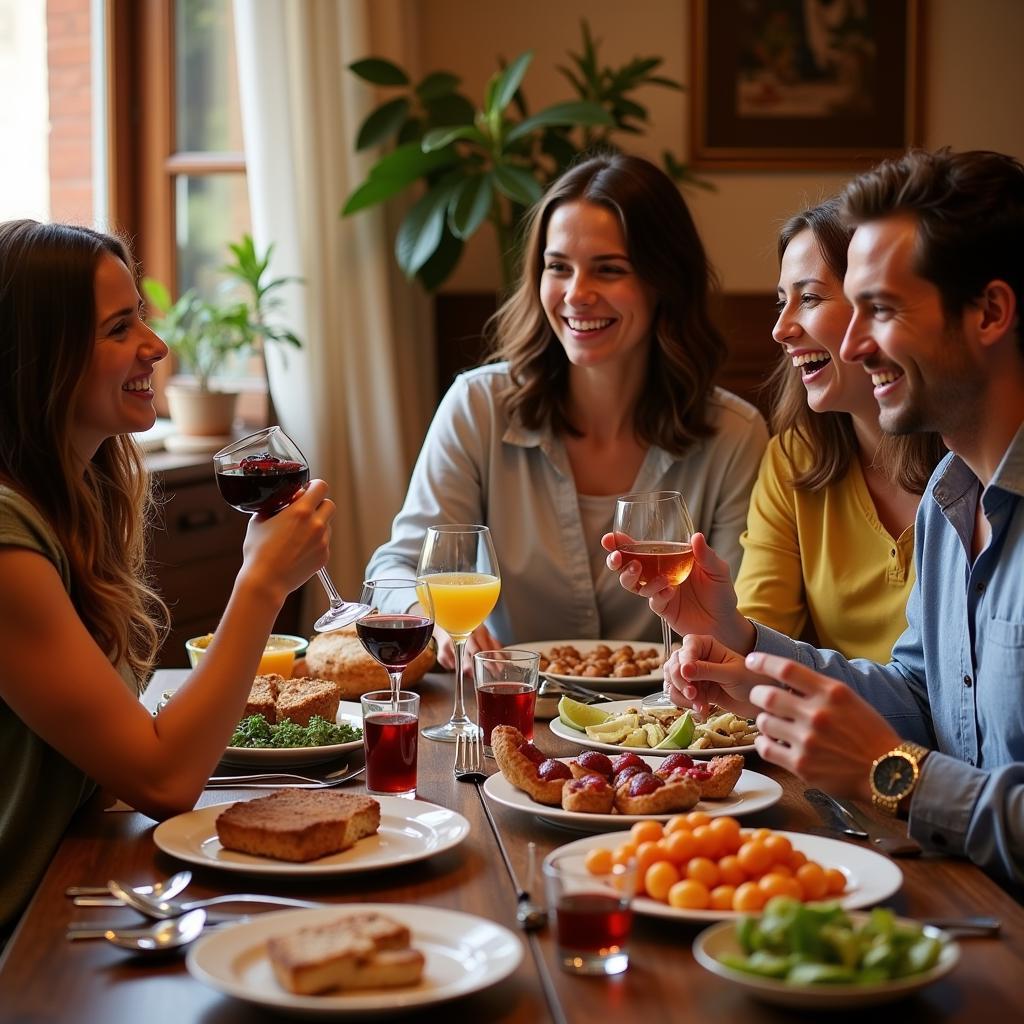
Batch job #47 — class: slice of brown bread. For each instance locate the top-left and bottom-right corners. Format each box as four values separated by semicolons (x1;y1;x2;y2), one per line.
303;626;435;698
215;791;380;862
275;677;341;727
244;674;282;722
267;913;424;995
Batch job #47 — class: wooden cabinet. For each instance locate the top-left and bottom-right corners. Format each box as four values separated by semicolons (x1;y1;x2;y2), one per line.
147;449;300;667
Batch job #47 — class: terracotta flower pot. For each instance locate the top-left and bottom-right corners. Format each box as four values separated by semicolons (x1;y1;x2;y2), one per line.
165;382;239;437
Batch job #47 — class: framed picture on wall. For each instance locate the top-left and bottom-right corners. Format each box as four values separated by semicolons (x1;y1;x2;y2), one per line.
689;0;922;170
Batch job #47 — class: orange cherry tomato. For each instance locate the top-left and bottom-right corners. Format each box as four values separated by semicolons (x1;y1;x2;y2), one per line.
736;839;773;876
758;873;804;901
684;810;712;830
824;867;847;895
685;856;721;889
665;814;694;835
708;816;742;855
662;829;698;864
709;884;737;911
584;847;613;876
764;834;793;865
732;881;766;912
716;854;747;887
645;860;681;902
631;820;665;846
795;862;829;901
667;878;711;910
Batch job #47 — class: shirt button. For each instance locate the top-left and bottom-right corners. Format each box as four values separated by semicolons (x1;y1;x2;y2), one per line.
976;581;986;593
963;674;973;688
891;548;897;557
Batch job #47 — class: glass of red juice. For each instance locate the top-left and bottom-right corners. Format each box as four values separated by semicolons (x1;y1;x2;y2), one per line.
360;690;420;797
472;649;539;755
543;850;637;975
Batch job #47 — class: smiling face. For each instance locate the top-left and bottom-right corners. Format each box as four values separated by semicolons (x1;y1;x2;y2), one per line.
840;214;982;438
539;200;658;373
774;229;875;419
72;252;168;460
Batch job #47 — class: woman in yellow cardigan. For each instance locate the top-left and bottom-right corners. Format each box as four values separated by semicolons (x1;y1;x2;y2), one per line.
731;198;946;660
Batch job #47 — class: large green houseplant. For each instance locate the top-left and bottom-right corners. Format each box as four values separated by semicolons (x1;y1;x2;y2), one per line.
342;21;703;292
144;236;302;438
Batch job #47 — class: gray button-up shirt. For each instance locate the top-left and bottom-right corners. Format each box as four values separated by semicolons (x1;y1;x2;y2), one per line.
367;363;768;644
755;422;1024;887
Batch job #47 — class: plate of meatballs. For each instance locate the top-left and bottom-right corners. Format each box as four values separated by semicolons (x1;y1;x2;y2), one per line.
482;726;782;831
514;639;664;692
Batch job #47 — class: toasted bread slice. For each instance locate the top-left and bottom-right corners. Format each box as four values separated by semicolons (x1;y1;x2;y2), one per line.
215;791;380;862
245;673;282;722
275;677;341;728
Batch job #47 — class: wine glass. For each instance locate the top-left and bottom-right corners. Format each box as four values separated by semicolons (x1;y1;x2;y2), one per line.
354;579;435;712
416;524;501;743
213;426;371;632
613;490;694;709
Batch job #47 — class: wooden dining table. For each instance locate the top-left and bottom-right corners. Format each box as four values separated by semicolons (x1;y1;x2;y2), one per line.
1;667;1022;1022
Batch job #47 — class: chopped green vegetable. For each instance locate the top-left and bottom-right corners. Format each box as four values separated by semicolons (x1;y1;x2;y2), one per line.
229;713;361;748
723;897;946;986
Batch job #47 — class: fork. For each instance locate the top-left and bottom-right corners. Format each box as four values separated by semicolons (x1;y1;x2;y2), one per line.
205;766;363;789
454;730;486;783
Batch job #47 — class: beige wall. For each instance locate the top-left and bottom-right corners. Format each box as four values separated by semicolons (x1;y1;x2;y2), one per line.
371;0;1024;293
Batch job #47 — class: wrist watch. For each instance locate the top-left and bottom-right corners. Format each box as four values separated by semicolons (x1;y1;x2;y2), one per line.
869;741;930;814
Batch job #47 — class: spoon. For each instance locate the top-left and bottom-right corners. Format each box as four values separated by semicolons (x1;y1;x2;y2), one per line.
67;909;208;949
106;880;326;920
515;842;548;931
67;870;193;902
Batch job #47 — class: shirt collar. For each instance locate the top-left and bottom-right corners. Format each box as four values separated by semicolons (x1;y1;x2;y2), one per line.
933;420;1024;509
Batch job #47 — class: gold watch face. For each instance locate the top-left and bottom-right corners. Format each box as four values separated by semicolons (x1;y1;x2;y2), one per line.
873;753;916;799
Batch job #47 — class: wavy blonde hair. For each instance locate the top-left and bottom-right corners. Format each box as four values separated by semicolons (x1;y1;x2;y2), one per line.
486;153;726;454
0;220;168;686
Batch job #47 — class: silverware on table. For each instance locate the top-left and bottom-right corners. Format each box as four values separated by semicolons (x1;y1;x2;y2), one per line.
804;788;869;839
65;870;192;900
66;909;211;945
538;678;637;704
805;787;922;857
515;841;548;931
920;916;1001;938
83;881;329;920
205;765;363;789
454;729;486;783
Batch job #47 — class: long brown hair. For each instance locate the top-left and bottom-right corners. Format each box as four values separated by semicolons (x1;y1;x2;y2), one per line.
0;220;168;685
486;153;726;455
770;200;945;493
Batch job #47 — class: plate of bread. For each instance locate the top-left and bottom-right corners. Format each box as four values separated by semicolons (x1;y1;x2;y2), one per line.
221;677;364;767
515;638;664;692
482;726;781;830
154;791;470;875
187;904;523;1016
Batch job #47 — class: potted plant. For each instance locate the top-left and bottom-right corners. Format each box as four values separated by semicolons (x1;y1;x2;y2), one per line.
342;20;706;292
144;236;302;440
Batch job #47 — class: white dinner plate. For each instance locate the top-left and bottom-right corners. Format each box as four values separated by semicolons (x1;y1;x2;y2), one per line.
514;639;663;693
483;756;782;831
546;830;904;923
692;913;959;1008
549;699;758;758
186;904;524;1018
154;797;469;876
221;700;364;767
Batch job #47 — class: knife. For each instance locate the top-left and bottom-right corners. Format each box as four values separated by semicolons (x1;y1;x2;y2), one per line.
828;792;923;858
804;788;869;839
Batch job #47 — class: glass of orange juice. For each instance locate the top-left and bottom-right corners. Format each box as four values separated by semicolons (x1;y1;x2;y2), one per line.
416;524;500;743
185;633;308;677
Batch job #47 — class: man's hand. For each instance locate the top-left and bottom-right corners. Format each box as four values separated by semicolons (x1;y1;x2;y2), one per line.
602;532;756;654
665;633;762;720
743;652;902;799
433;622;502;672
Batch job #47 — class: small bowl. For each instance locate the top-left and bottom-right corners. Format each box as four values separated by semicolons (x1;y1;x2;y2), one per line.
185;633;309;677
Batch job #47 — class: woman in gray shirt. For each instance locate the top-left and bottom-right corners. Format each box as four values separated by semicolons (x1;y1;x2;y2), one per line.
367;154;767;667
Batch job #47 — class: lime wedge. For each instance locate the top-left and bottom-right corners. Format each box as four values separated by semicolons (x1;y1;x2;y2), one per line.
653;710;695;749
557;696;612;732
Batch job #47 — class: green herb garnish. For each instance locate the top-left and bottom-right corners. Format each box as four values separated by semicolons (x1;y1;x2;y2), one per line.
229;714;361;749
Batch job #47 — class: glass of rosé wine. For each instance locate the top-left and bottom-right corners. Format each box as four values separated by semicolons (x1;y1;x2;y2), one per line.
213;426;370;632
612;490;694;709
473;649;540;755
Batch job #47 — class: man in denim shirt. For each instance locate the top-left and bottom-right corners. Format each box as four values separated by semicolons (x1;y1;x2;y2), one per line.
642;149;1023;886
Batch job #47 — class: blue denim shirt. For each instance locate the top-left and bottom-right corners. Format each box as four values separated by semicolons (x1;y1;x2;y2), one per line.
755;423;1024;887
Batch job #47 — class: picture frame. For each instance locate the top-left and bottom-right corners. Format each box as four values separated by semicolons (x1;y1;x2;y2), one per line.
689;0;922;170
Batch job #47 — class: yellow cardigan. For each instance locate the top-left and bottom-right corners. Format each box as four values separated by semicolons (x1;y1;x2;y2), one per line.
734;433;916;663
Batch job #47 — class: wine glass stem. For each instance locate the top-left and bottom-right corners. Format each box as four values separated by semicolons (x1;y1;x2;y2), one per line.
316;568;343;609
660;616;673;697
388;671;402;714
451;638;471;730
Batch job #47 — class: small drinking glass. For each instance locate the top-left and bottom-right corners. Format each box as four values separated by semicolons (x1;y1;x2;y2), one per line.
543;850;637;976
473;649;540;755
361;689;420;797
355;579;434;712
613;490;695;709
213;426;370;632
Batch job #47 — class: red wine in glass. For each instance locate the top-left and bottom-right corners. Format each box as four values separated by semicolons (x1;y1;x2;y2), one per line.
355;614;433;670
363;712;418;794
555;893;633;953
216;454;310;515
477;683;536;745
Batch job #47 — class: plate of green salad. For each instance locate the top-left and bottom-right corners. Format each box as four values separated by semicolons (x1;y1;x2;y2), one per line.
221;700;364;767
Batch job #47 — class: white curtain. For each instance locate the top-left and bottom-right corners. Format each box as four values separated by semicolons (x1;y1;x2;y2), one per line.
233;0;434;628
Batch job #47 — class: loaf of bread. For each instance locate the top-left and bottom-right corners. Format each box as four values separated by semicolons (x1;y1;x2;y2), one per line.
268;912;424;995
242;674;342;727
215;790;380;862
302;625;435;698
